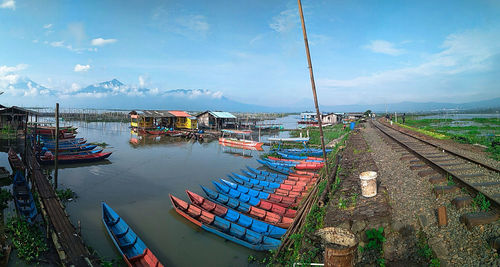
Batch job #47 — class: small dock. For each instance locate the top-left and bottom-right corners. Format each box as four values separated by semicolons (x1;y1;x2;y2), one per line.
24;148;96;266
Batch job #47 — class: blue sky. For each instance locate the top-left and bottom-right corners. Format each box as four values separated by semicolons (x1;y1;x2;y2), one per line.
1;0;499;108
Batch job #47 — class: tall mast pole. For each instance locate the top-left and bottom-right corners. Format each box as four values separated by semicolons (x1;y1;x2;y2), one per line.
297;0;329;175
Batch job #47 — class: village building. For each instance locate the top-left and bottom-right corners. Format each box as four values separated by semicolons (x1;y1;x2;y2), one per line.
321;113;342;124
169;111;198;129
0;105;36;131
344;112;365;121
196;111;237;129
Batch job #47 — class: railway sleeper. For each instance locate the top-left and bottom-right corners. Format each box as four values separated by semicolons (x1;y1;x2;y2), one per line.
451;196;473;209
460;212;499;229
429;176;446;184
410;164;429;170
418;169;438;177
433;185;459;197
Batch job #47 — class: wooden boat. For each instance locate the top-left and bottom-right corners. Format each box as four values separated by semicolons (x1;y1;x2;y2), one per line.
246;166;288;180
170;194;281;251
43;144;98;152
268;155;323;163
237;171;313;188
201;186;296;219
185;191;286;238
8;148;25;172
145;129;166;135
264;158;324;170
102;202;164;267
218;130;263;150
198;188;293;228
12;171;38;224
41;137;86;144
246;166;318;180
38;152;112;165
277;152;323;161
212;181;298;208
257;159;293;175
280;148;331;157
229;174;309;192
59;149;103;156
223;177;305;199
219;141;262;151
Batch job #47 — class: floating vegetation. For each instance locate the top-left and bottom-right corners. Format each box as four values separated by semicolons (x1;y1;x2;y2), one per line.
89;142;109;148
0;188;12;210
6;217;48;263
56;188;77;202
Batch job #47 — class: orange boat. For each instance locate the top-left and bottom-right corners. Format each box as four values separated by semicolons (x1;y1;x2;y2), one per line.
218;130;263;150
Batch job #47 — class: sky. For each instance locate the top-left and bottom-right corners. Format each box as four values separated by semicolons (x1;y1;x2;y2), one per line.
1;0;499;108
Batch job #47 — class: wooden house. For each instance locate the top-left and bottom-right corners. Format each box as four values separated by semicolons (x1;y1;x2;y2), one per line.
321;113;342;124
129;110;175;129
169;111;197;129
0;106;36;130
196;111;237;129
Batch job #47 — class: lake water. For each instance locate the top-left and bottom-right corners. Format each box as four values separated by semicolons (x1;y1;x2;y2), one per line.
2;116;300;266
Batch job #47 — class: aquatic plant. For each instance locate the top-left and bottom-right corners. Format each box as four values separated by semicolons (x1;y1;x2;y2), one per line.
6;217;48;263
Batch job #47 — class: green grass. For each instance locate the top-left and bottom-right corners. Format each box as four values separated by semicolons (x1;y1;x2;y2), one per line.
399;118;499;161
290;124;347;146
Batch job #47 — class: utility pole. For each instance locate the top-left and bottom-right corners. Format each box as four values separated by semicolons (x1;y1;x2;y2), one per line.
297;0;329;175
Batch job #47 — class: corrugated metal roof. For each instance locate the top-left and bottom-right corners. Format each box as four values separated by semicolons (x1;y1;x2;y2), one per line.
168;110;192;117
136;110;174;118
209;111;236;119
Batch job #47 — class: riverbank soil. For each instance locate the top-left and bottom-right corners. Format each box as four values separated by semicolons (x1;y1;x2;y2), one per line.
361;121;499;265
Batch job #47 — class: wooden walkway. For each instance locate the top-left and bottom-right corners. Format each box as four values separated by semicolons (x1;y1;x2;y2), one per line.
23;148;95;267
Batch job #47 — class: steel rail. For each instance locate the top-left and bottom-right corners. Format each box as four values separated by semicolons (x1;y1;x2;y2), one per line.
371;121;500;211
381;121;499;173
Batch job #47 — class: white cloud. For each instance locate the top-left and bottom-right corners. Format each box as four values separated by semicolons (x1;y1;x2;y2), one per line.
50;41;65;47
74;64;90;72
319;28;500;97
0;0;15;10
43;23;53;29
269;8;298;33
138;75;146;87
91;38;117;46
32;39;39;43
363;40;405;56
175;15;210;36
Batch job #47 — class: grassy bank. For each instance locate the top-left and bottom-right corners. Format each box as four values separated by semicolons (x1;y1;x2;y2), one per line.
289;124;348;147
398;118;499;160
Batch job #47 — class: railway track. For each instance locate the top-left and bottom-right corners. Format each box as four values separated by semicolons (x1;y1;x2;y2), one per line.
371;120;499;227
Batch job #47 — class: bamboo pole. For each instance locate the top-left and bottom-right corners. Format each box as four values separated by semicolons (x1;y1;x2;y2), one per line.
298;0;329;176
54;103;59;189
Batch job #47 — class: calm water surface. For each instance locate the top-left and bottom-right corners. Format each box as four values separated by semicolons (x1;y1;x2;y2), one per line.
2;115;302;266
57;121;272;266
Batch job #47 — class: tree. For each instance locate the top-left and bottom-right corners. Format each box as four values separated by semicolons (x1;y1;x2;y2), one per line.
364;110;372;117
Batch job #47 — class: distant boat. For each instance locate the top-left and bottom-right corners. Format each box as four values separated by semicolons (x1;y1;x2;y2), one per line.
12;171;38;224
218;130;263;150
169;194;281;251
101;202;164;267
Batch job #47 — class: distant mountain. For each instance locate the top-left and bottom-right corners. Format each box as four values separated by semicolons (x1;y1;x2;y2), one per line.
9;77;54;96
3;77;499;112
315;98;500;113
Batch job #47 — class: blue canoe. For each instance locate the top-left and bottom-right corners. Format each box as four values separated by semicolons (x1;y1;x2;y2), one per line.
229;174;280;190
277;152;323;162
213;181;297;208
240;170;287;183
170;194;281;251
12;171;38;224
246;166;288;180
102;202;164;267
279;148;331;157
257;159;293;175
186;190;286;238
201;186;297;220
